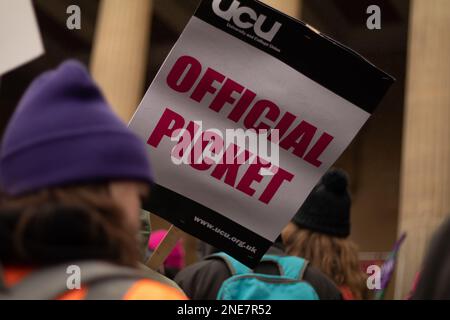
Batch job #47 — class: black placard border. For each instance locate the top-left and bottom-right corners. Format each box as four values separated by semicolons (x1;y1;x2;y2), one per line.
194;0;395;114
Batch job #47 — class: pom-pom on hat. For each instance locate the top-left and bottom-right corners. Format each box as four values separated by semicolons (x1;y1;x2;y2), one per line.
0;60;153;196
292;169;351;237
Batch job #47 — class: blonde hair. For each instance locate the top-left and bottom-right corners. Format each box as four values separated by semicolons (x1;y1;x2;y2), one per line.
282;223;369;299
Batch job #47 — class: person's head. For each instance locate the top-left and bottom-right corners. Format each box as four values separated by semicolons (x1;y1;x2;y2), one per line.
0;60;152;267
282;169;369;299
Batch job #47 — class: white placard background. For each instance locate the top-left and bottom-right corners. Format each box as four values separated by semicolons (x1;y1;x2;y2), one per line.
0;0;44;76
131;18;370;241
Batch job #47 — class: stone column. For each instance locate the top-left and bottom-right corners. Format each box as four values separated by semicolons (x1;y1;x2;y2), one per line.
395;0;450;299
90;0;153;122
260;0;302;18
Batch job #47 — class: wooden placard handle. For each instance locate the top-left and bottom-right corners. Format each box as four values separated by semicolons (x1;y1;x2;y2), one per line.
146;225;183;271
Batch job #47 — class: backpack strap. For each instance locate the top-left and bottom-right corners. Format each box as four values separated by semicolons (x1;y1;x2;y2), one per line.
0;261;150;300
207;253;252;276
261;255;309;280
207;253;310;280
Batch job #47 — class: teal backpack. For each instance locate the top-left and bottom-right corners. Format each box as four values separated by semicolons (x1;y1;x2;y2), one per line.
208;253;319;300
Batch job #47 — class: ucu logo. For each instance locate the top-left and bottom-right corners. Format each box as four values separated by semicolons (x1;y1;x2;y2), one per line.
212;0;282;42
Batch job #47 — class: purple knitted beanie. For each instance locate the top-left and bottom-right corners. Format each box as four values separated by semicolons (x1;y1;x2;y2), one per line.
0;60;152;196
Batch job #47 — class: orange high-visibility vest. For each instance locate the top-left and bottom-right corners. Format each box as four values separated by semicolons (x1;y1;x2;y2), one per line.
3;266;187;300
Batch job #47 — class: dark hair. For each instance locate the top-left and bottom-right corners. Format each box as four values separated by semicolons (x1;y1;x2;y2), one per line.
0;184;140;267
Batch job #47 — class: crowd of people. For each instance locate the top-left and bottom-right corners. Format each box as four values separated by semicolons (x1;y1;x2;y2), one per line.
0;61;448;300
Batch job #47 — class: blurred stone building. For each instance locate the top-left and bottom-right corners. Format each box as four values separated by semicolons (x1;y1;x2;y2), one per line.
0;0;449;299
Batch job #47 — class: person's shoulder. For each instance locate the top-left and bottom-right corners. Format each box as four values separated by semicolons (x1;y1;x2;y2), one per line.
122;279;188;300
174;257;231;300
303;264;343;300
176;258;230;281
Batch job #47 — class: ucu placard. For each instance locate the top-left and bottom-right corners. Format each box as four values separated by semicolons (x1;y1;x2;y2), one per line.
212;0;282;42
130;0;394;268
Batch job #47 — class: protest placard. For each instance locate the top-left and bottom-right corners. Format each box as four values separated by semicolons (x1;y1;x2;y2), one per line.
0;0;44;76
130;0;395;267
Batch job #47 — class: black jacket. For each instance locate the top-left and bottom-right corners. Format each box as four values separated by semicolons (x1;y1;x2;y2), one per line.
412;218;450;300
175;243;342;300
